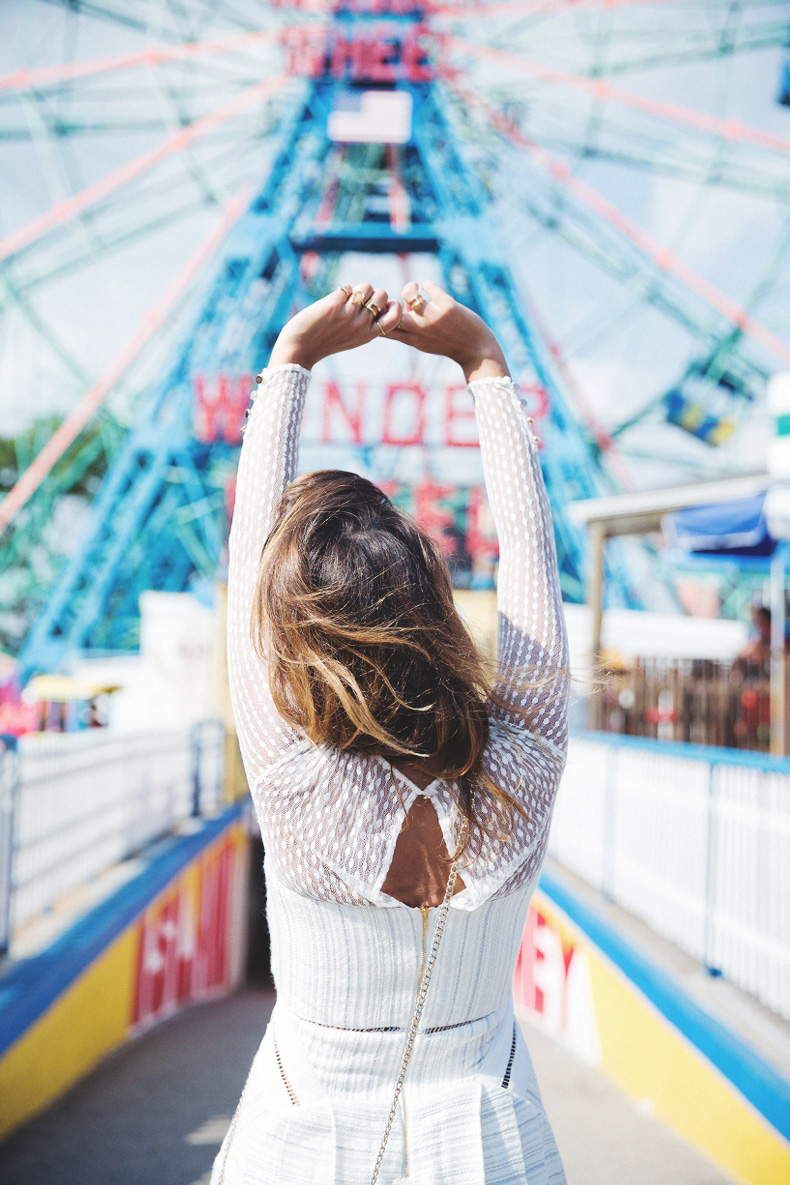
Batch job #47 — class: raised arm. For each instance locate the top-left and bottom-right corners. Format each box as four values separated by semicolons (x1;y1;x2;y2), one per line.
389;280;568;754
227;364;311;783
227;283;403;787
471;375;568;751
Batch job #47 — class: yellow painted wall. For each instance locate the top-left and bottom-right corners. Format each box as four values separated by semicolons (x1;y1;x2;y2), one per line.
586;954;790;1185
0;818;249;1142
0;925;139;1140
532;891;790;1185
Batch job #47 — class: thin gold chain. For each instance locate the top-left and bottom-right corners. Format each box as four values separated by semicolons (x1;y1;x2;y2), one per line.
370;783;474;1185
401;904;430;1179
368;860;459;1185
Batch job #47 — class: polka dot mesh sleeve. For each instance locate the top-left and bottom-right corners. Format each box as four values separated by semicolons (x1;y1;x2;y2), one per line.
226;364;311;783
467;376;569;898
469;376;569;753
227;365;568;908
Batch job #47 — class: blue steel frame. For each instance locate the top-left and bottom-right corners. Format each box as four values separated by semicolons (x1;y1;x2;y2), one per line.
20;8;641;677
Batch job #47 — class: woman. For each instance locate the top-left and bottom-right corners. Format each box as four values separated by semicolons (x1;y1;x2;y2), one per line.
214;279;569;1185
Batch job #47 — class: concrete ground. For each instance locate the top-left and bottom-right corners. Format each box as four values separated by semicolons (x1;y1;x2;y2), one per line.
0;986;735;1185
523;1017;735;1185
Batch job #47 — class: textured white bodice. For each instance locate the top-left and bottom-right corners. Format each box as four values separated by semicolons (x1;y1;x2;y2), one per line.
266;863;537;1032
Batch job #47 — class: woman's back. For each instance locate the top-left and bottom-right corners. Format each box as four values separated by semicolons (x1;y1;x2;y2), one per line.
227;365;567;913
215;282;569;1185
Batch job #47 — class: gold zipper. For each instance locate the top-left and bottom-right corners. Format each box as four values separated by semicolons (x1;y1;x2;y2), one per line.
402;905;432;1178
417;906;431;984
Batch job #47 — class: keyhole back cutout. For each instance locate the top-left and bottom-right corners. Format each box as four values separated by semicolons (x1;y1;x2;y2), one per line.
380;794;467;909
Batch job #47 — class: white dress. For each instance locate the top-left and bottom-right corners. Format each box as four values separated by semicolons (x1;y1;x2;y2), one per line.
212;364;569;1185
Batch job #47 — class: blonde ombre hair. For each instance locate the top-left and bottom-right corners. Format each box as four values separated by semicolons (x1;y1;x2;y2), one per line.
252;470;540;859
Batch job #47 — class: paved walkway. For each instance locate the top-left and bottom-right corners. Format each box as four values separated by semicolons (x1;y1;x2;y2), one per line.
0;987;734;1185
525;1017;734;1184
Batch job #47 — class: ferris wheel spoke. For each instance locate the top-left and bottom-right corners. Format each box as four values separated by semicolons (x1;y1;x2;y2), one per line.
576;24;789;75
527;137;789;199
0;68;284;133
509;176;771;370
15;89;103;264
432;0;786;30
0;187;251;539
496;179;773;441
11;135;266;297
484;124;775;358
532;133;787;198
450;80;790;369
432;0;702;20
507;187;714;344
0;71;293;267
0;266;91;387
448;37;790;158
148;19;238;209
37;0;202;38
515;282;637;490
468;92;790;199
443;13;789;73
0;27;318;94
177;0;275;36
42;0;289;35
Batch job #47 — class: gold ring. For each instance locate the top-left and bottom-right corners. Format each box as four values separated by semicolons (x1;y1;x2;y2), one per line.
376;322;388;336
406;295;426;311
363;300;383;318
351;288;368;305
339;284;353;296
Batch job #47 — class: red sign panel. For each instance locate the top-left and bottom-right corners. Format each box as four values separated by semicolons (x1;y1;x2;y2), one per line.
132;830;242;1030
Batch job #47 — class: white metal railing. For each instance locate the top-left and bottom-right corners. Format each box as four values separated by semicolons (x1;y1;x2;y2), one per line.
0;720;226;944
551;733;790;1020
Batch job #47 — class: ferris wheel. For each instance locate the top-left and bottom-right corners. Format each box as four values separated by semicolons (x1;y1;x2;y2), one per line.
0;0;789;659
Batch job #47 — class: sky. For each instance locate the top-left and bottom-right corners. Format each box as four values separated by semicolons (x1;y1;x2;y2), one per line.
0;0;789;498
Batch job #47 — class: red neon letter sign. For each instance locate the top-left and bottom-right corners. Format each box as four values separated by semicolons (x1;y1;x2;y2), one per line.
382;382;426;445
320;381;367;444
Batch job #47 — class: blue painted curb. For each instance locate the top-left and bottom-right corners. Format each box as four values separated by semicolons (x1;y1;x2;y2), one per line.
538;866;790;1144
574;729;790;775
0;803;244;1059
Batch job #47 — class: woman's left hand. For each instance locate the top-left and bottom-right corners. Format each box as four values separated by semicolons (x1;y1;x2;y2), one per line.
268;283;402;370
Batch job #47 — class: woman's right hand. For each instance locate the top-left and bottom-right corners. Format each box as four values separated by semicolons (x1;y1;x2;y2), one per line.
268;282;402;371
389;280;510;383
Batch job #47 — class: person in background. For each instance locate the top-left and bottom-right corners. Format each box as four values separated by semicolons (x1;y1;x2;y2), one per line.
732;604;773;748
732;604;771;680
